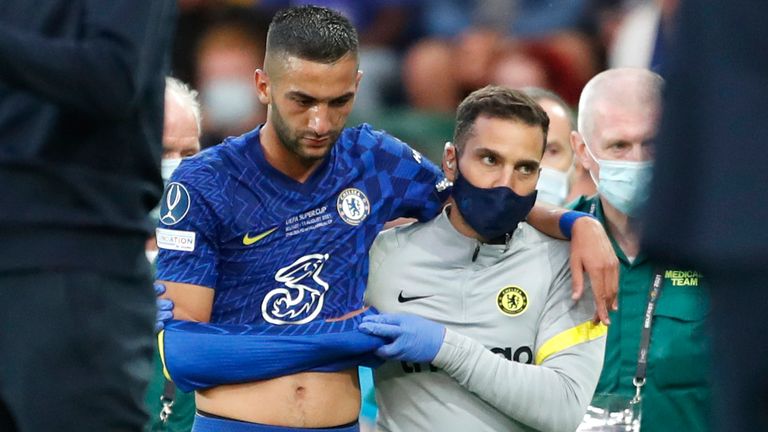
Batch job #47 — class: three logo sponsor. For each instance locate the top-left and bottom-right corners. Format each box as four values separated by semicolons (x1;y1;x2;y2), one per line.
261;253;331;325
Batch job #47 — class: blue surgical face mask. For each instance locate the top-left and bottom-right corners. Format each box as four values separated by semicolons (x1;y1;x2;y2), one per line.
452;165;537;241
161;157;183;184
536;167;569;206
584;142;654;216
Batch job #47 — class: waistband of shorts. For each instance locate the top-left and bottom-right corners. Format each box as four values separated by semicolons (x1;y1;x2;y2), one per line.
192;411;359;432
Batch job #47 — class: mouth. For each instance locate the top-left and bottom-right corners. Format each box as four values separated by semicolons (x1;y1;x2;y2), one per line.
302;136;331;147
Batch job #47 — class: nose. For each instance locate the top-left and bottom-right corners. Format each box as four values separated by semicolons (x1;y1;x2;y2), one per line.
308;104;331;136
491;167;516;190
629;142;645;161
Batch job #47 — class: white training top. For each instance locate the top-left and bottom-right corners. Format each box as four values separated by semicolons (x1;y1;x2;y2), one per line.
365;208;606;432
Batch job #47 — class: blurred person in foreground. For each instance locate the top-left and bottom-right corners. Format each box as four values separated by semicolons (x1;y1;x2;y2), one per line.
144;77;202;432
570;68;711;431
154;6;617;432
0;1;176;431
642;1;768;430
363;86;607;432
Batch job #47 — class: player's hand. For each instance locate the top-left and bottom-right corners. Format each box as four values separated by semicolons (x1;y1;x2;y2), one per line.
570;216;619;325
359;313;445;363
154;282;175;332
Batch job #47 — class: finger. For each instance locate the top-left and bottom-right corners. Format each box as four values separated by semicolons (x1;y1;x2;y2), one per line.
376;342;403;360
158;310;174;321
593;271;611;325
153;282;166;296
570;257;584;301
592;311;601;324
157;298;174;311
359;322;402;339
362;313;404;325
607;258;619;311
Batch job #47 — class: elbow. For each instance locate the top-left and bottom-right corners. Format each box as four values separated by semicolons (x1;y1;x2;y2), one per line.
561;406;588;432
537;405;585;432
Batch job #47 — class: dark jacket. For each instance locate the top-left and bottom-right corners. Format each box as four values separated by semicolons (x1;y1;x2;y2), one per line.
0;1;176;275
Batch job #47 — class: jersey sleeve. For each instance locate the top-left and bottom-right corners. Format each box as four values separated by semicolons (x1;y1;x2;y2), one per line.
376;132;449;222
431;242;607;432
155;162;222;289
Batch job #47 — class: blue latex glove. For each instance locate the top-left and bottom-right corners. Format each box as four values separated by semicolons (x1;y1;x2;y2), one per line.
154;282;174;332
358;313;446;363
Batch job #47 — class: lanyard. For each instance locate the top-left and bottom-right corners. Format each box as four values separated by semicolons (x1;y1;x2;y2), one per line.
632;268;665;403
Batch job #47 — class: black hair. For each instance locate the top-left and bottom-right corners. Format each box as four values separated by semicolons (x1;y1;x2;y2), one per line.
454;86;550;154
266;5;358;64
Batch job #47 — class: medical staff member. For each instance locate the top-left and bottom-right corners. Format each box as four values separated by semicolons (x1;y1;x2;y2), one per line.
363;86;607;432
570;68;711;431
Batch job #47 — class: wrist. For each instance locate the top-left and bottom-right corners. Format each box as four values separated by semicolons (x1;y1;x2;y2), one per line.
559;211;596;239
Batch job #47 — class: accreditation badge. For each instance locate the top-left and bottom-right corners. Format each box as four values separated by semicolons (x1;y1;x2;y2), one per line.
577;393;642;431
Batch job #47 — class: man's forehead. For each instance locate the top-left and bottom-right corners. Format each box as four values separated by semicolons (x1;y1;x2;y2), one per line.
465;116;544;157
268;52;357;75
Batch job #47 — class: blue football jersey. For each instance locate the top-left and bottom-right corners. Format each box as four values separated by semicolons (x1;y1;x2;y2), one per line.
156;123;447;325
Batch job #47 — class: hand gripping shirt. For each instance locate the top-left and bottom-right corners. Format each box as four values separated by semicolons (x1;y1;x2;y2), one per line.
155;123;447;325
365;209;607;432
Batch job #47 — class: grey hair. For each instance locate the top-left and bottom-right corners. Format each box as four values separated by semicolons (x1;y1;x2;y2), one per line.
577;68;663;142
165;76;202;136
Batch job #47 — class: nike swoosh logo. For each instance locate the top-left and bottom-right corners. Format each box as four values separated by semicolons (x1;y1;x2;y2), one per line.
242;227;278;246
398;291;434;303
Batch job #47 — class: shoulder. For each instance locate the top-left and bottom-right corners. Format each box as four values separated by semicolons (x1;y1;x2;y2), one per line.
517;222;571;269
340;123;423;161
172;135;250;188
373;218;438;254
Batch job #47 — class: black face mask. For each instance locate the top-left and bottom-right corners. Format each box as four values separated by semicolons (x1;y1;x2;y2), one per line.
452;167;537;241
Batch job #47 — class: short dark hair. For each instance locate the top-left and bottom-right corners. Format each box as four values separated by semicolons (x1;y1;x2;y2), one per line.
266;5;358;64
453;86;549;154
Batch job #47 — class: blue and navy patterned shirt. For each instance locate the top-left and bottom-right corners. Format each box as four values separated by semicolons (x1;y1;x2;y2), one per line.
156;123;447;325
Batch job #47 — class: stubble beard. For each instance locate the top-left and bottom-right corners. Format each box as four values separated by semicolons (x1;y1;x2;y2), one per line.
271;105;341;165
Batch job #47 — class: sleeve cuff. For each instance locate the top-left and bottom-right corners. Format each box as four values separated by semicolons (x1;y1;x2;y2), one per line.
433;328;471;371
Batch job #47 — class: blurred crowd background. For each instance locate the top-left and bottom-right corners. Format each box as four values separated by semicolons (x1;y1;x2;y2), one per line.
172;0;673;162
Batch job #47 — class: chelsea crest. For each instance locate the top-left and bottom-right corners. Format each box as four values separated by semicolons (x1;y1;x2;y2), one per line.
337;188;370;226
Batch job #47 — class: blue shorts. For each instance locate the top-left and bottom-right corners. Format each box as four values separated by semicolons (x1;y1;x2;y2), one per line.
191;413;359;432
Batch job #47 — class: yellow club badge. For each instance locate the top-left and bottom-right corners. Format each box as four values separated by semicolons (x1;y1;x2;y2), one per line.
497;286;529;317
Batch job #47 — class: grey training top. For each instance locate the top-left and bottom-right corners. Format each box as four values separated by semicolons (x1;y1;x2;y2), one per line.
365;208;606;432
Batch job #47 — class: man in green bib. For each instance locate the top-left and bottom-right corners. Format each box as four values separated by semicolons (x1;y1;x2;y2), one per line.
569;68;711;432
